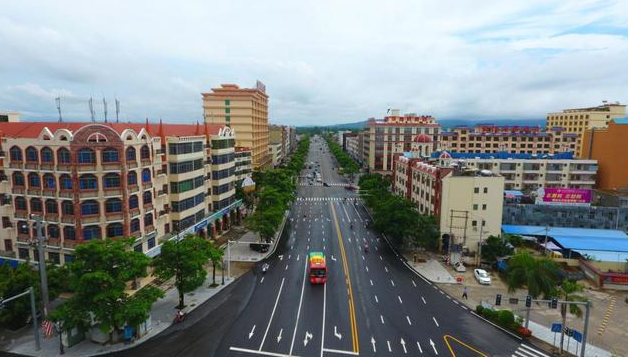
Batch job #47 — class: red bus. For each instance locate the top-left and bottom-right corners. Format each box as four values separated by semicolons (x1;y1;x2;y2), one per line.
309;252;327;284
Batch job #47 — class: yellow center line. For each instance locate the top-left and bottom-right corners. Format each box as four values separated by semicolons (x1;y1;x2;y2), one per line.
330;202;359;354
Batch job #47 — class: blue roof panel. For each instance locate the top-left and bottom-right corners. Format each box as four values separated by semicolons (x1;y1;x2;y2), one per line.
502;225;628;253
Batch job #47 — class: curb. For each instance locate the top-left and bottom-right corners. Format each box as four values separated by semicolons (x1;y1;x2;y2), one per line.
469;311;523;341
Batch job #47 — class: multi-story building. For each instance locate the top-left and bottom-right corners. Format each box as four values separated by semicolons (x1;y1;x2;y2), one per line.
581;119;628;190
364;109;441;175
439;124;579;154
269;125;287;165
431;151;597;193
345;135;360;162
0;111;20;122
234;147;252;182
545;102;626;157
0;121;241;265
202;82;271;170
392;153;504;253
268;141;283;168
288;127;297;152
342;132;357;151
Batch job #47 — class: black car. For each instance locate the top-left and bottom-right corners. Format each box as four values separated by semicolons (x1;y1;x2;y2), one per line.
323;182;330;187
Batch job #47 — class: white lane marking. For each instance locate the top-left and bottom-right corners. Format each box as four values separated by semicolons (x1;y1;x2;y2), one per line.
380;315;385;324
387;341;392;352
370;279;373;286
520;343;550;356
374;295;378;303
422;296;426;304
288;254;291;260
333;325;342;340
320;282;327;356
406;316;412;325
439;290;445;295
433;317;439;327
260;277;265;283
289;260;308;355
371;337;376;353
322;348;358;356
259;278;285;349
297;255;300;261
323;245;325;250
307;245;310;250
384;266;388;273
341;202;352;222
379;255;382;260
277;328;283;343
365;266;369;272
398;295;403;304
249;325;256;339
229;347;287;357
462;306;468;310
446;295;451;300
362;255;365;261
285;265;289;271
391;280;395;287
453;300;459;305
350;202;363;222
412;280;416;287
430;339;438;355
303;331;313;347
400;338;407;354
416;342;423;353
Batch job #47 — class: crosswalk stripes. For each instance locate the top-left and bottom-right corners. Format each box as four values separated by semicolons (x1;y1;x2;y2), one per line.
512;343;549;357
296;197;361;202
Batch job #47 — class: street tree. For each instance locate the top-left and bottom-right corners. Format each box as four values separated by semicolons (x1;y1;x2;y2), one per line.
555;280;587;355
207;240;225;287
153;235;210;309
505;252;559;299
481;235;514;264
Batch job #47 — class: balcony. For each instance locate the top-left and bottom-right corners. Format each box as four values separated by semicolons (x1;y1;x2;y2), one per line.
46;238;61;248
9;162;23;169
25;163;38;170
129;230;141;239
59;190;73;198
144;225;155;235
157;189;167;196
61;216;76;224
142;182;153;190
63;240;78;249
44;213;59;222
40;164;54;171
17;234;30;242
77;164;97;172
103;188;122;197
56;165;72;172
105;213;124;222
141;159;152;167
12;187;25;195
82;215;100;224
130;208;140;217
128;185;139;193
127;162;138;169
102;163;121;171
0;250;16;258
42;189;56;197
15;211;28;219
143;204;154;212
27;189;42;196
79;190;99;199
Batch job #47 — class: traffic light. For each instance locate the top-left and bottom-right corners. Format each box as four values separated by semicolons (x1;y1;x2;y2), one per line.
525;295;532;308
551;297;558;309
495;294;502;306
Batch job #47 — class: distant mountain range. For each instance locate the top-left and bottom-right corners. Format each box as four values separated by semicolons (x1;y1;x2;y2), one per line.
310;118;545;130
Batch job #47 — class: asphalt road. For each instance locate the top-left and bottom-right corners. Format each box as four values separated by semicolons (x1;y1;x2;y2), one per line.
120;135;548;357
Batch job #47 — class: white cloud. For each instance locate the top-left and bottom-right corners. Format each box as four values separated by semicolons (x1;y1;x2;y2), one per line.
0;0;627;125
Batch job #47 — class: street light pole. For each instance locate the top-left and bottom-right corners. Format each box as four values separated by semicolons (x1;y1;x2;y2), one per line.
0;287;40;350
227;240;232;279
33;215;50;317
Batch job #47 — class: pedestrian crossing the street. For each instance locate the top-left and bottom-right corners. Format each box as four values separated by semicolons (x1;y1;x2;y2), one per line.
297;197;361;202
298;182;347;187
512;343;549;357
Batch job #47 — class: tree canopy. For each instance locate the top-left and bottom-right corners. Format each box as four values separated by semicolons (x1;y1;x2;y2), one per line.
504;252;559;299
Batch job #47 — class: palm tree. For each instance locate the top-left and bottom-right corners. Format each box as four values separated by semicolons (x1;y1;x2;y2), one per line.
555;280;587;355
505;252;559;298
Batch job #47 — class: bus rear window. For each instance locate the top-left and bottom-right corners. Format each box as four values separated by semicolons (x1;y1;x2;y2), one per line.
310;268;326;277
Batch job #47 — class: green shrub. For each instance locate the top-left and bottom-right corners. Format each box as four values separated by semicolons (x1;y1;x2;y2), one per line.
476;305;484;314
498;310;515;328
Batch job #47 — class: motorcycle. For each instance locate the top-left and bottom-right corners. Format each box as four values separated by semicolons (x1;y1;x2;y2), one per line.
262;263;270;274
364;244;369;253
173;311;186;324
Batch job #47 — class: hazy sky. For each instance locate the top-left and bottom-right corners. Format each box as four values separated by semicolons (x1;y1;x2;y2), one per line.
1;1;627;126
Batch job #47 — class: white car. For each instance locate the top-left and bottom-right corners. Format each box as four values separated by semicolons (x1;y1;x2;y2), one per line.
453;261;466;272
474;269;491;285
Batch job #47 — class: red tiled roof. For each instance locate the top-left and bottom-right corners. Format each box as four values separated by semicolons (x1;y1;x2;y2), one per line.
0;121;224;139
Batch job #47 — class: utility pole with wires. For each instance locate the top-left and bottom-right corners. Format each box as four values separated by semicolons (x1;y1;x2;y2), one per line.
55;97;62;123
543;224;549;256
88;97;95;122
115;98;120;123
103;97;108;123
447;209;469;265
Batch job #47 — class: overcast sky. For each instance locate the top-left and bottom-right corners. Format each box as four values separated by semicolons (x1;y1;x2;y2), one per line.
1;1;627;126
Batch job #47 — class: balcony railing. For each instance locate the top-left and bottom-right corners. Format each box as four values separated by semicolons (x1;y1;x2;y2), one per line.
127;162;138;169
103;188;122;197
63;240;78;249
12;187;25;195
61;216;76;224
56;165;72;172
79;190;99;199
42;189;56;197
27;189;42;196
105;213;124;222
59;191;73;198
77;164;97;172
82;215;100;224
128;185;139;193
40;164;54;171
44;214;59;222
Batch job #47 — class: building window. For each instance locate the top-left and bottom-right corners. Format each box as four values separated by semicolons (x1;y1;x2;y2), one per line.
482;204;487;210
79;174;98;190
103;173;121;189
48;224;60;238
25;146;38;162
106;223;123;238
81;200;99;215
142;168;151;182
30;198;43;213
60;175;72;190
41;147;53;163
18;248;29;260
105;198;122;213
142;191;152;205
147;237;156;249
127;171;137;185
474;187;479;194
101;148;119;163
28;173;41;188
130;218;140;233
129;195;139;209
83;225;101;240
12;172;24;187
225;99;230;105
45;199;58;214
168;142;204;155
77;148;96;164
134;244;143;252
126;147;136;161
48;252;60;264
10;146;22;162
63;226;75;240
43;174;55;189
472;220;477;227
473;204;478;210
64;254;74;263
57;147;71;164
15;197;27;211
62;201;74;215
483;187;488;194
144;213;153;227
140;145;150;160
18;221;29;234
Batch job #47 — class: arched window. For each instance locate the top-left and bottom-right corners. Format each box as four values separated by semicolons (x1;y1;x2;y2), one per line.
45;199;58;214
83;225;101;240
18;221;29;235
142;168;151;183
105;198;122;213
48;224;60;239
140;145;150;159
60;174;72;190
61;200;74;215
101;148;119;163
87;133;107;143
12;172;25;187
77;148;96;164
127;171;137;185
41;147;53;163
130;218;140;233
10;146;22;162
103;173;121;189
144;213;154;227
28;173;40;188
25;146;38;162
106;223;123;238
43;173;56;189
57;147;71;164
129;195;139;209
30;198;43;213
126;147;136;161
142;191;152;205
81;200;99;215
15;196;27;211
63;226;75;240
79;174;98;190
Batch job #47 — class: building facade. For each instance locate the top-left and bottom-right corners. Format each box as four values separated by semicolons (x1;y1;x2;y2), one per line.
268;141;283;168
0;121;241;266
545;103;626;157
364;109;441;175
345;135;360;162
439;124;579;154
234;147;253;182
202;83;271;170
432;151;597;193
581;119;628;190
0;111;20;122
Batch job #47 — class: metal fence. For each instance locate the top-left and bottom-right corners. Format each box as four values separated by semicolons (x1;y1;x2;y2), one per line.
502;204;628;232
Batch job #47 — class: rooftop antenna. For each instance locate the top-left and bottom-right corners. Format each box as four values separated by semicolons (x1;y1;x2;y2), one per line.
115;98;120;123
88;97;95;122
55;96;62;123
103;97;108;123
